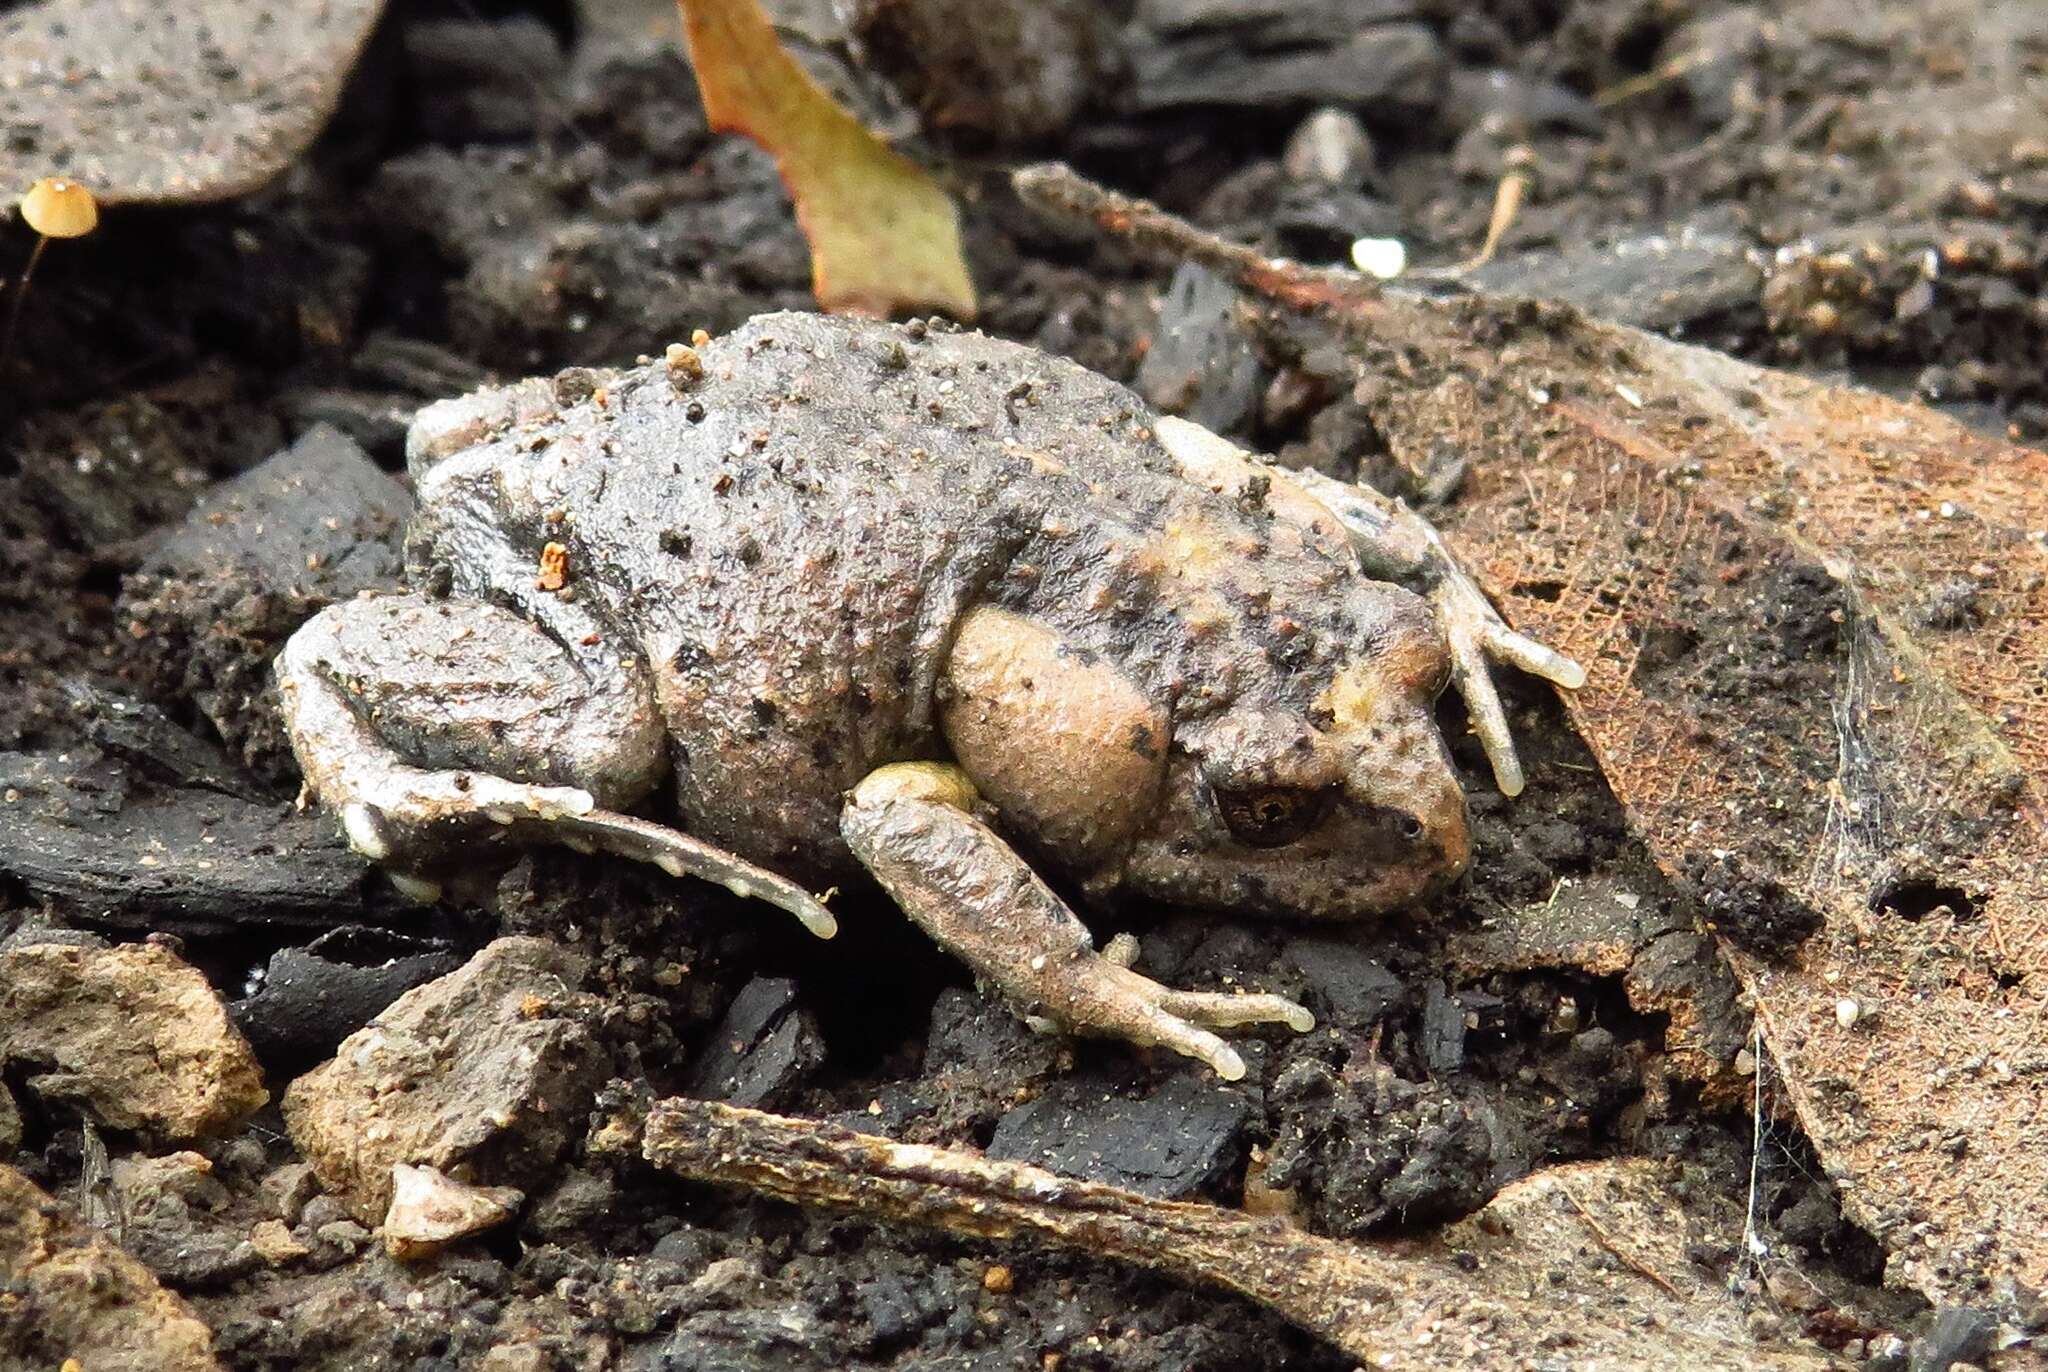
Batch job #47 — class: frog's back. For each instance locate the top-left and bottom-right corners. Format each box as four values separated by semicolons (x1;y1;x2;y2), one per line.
542;314;1199;876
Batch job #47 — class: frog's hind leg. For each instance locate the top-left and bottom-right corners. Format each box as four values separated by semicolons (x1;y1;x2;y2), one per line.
276;593;835;936
841;762;1313;1081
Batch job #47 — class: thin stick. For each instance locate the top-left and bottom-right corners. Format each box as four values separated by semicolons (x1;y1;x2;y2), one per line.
1560;1184;1685;1300
0;233;49;379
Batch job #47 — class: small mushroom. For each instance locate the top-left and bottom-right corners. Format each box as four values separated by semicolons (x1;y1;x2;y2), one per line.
4;177;100;376
20;177;100;239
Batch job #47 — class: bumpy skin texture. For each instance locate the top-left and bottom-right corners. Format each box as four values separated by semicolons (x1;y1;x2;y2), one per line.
278;312;1580;1076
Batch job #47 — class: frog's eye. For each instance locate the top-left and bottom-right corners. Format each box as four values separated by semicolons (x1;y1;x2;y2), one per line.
1215;786;1329;848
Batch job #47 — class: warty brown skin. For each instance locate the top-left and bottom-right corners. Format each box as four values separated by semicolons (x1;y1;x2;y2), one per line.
275;311;1580;1076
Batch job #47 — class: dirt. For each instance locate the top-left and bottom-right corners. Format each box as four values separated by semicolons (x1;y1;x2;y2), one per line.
3;0;2043;1366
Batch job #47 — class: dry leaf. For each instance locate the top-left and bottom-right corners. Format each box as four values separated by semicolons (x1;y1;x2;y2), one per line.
1015;165;2048;1313
676;0;977;320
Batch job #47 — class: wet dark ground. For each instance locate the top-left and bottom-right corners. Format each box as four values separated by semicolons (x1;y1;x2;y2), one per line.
5;0;2042;1366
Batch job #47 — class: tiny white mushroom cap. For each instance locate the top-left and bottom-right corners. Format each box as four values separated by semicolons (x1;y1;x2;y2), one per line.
20;178;98;239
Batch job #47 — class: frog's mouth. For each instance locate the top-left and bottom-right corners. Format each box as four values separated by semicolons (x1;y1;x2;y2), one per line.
1114;775;1470;921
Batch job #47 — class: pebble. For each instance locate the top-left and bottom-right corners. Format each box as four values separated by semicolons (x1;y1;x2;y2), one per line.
1283;107;1375;187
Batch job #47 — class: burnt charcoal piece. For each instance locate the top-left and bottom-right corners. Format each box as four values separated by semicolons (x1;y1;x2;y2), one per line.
233;926;465;1073
1469;219;1764;337
1419;980;1467;1072
685;977;827;1110
0;750;369;935
986;1074;1251;1199
1909;1306;1997;1372
1281;937;1404;1027
1125;12;1444;116
1135;263;1264;435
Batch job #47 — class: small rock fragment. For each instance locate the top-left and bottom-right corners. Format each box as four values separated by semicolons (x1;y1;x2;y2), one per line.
145;424;411;600
0;1164;224;1372
1283;107;1375;187
248;1218;311;1266
1127;18;1445;114
0;941;268;1141
1281;938;1404;1026
382;1162;523;1261
259;1161;323;1225
283;937;606;1223
112;1152;228;1218
0;1082;19;1154
523;1167;618;1241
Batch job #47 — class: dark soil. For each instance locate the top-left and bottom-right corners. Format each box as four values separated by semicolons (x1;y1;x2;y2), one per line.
7;0;2037;1365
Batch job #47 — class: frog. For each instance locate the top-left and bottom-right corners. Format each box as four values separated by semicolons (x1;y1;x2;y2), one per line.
275;311;1583;1080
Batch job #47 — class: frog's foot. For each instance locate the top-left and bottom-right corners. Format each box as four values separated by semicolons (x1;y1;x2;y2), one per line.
1414;519;1585;796
843;762;1313;1081
328;766;835;937
547;810;837;938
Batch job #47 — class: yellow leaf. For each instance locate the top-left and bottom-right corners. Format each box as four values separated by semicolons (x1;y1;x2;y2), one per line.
676;0;977;321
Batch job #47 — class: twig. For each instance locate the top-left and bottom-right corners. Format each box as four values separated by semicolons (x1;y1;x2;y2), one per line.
640;1097;1833;1371
644;1095;1403;1360
1560;1183;1685;1300
1011;163;1379;316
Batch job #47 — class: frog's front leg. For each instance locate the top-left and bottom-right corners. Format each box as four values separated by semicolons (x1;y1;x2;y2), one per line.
1153;416;1585;796
842;763;1311;1081
276;593;835;935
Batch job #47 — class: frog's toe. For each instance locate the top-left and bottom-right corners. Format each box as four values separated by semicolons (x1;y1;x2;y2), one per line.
1081;965;1314;1080
1156;988;1317;1035
1484;619;1587;690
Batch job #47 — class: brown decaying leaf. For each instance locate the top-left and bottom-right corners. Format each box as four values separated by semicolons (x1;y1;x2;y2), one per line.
675;0;976;320
642;1098;1837;1371
1015;164;2048;1312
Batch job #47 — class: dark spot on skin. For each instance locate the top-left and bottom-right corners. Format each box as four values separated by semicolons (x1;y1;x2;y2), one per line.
660;530;692;558
1266;630;1317;674
751;697;779;724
